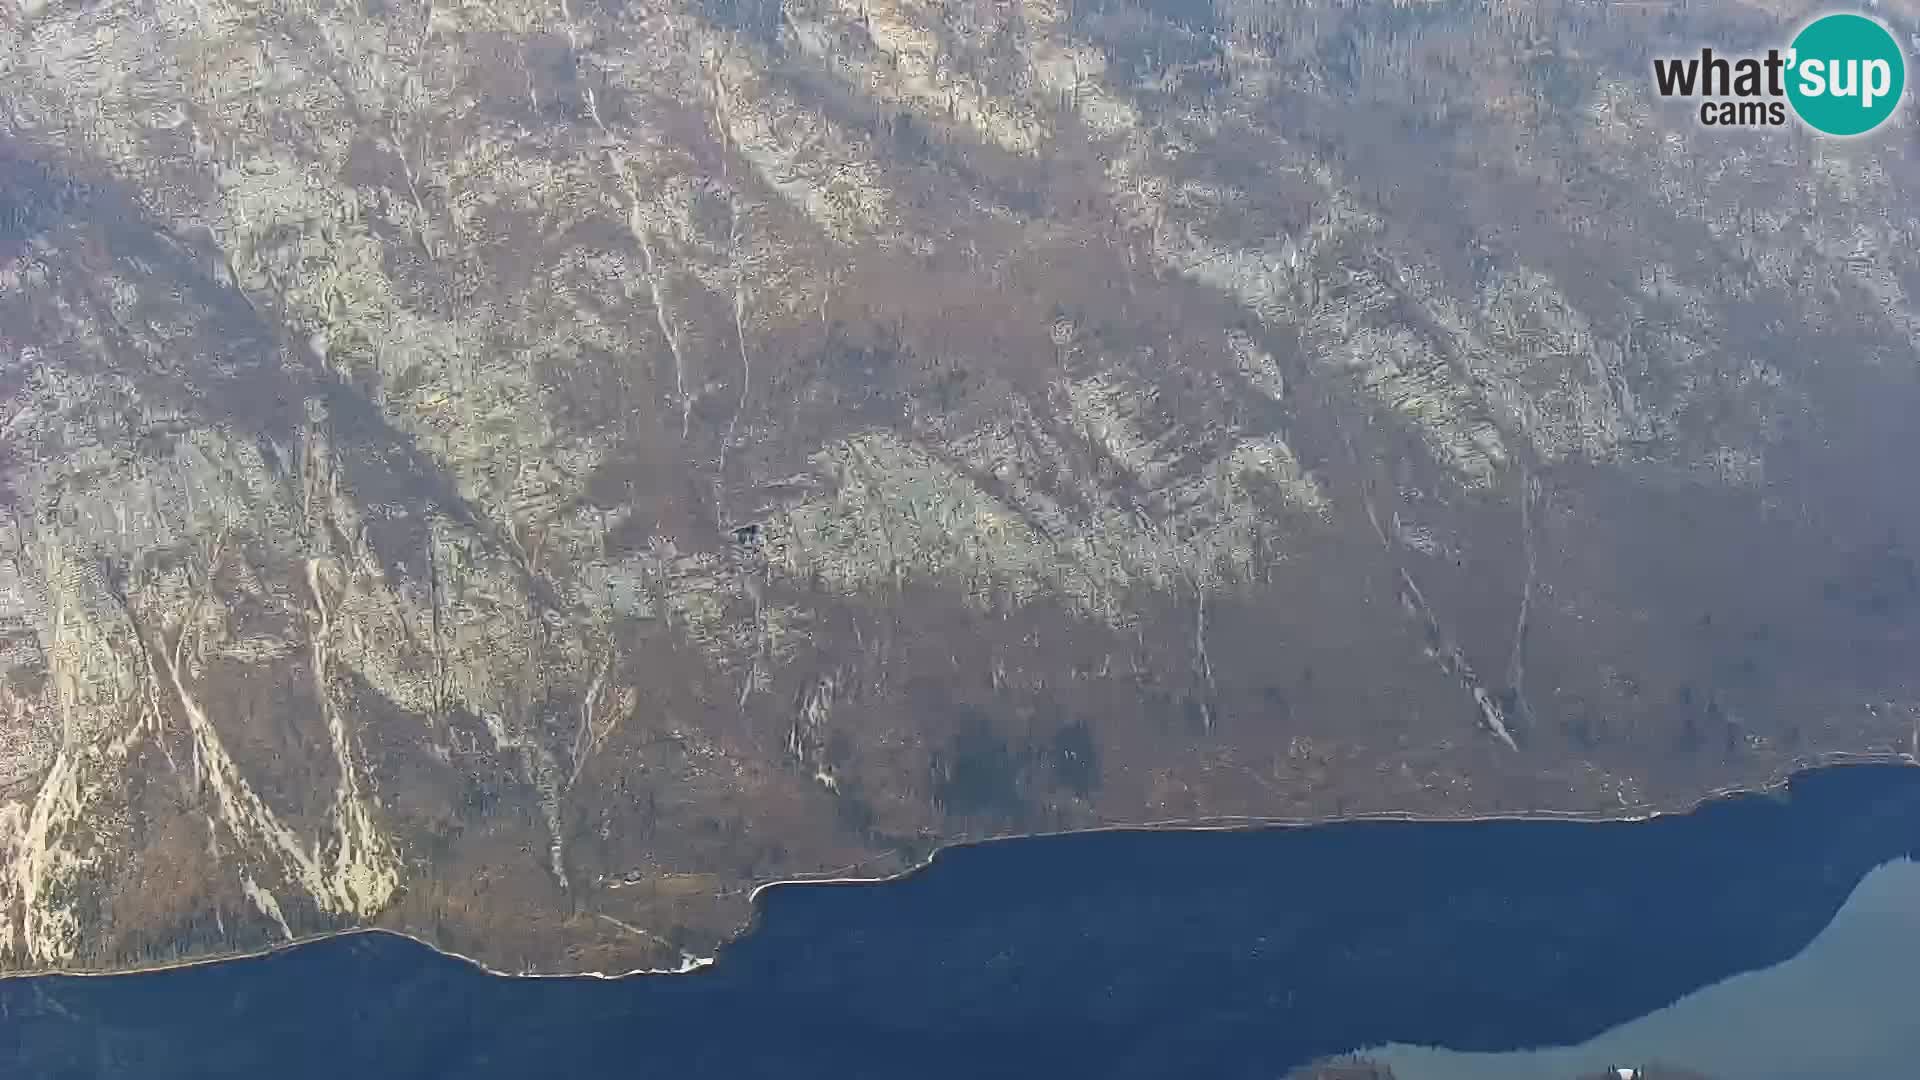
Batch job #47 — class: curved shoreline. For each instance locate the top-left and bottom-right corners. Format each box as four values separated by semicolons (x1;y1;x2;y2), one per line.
5;750;1912;985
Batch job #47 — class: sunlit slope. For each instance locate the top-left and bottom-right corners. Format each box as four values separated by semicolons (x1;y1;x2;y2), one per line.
1;0;1917;973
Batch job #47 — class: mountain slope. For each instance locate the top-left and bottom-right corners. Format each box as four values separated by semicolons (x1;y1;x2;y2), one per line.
2;0;1918;972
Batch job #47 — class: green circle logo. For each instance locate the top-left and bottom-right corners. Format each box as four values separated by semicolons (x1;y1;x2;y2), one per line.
1787;13;1906;136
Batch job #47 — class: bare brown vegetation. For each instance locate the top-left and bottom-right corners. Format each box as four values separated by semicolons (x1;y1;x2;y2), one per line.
2;0;1919;974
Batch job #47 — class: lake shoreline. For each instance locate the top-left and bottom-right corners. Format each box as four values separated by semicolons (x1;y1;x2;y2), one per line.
7;749;1912;986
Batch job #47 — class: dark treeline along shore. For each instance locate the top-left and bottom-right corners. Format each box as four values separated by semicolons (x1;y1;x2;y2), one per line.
5;763;1918;1080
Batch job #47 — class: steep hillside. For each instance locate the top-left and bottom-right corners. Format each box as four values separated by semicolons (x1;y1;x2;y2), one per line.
2;0;1918;972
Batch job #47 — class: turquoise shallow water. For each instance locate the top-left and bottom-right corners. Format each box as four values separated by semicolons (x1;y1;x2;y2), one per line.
1366;856;1920;1080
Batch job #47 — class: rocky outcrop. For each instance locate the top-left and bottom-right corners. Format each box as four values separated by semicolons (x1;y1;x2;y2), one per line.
3;0;1919;973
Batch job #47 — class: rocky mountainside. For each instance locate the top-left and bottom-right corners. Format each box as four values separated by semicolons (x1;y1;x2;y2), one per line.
3;0;1920;973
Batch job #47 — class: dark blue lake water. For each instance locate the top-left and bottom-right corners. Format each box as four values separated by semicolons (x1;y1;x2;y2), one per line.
5;763;1917;1080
